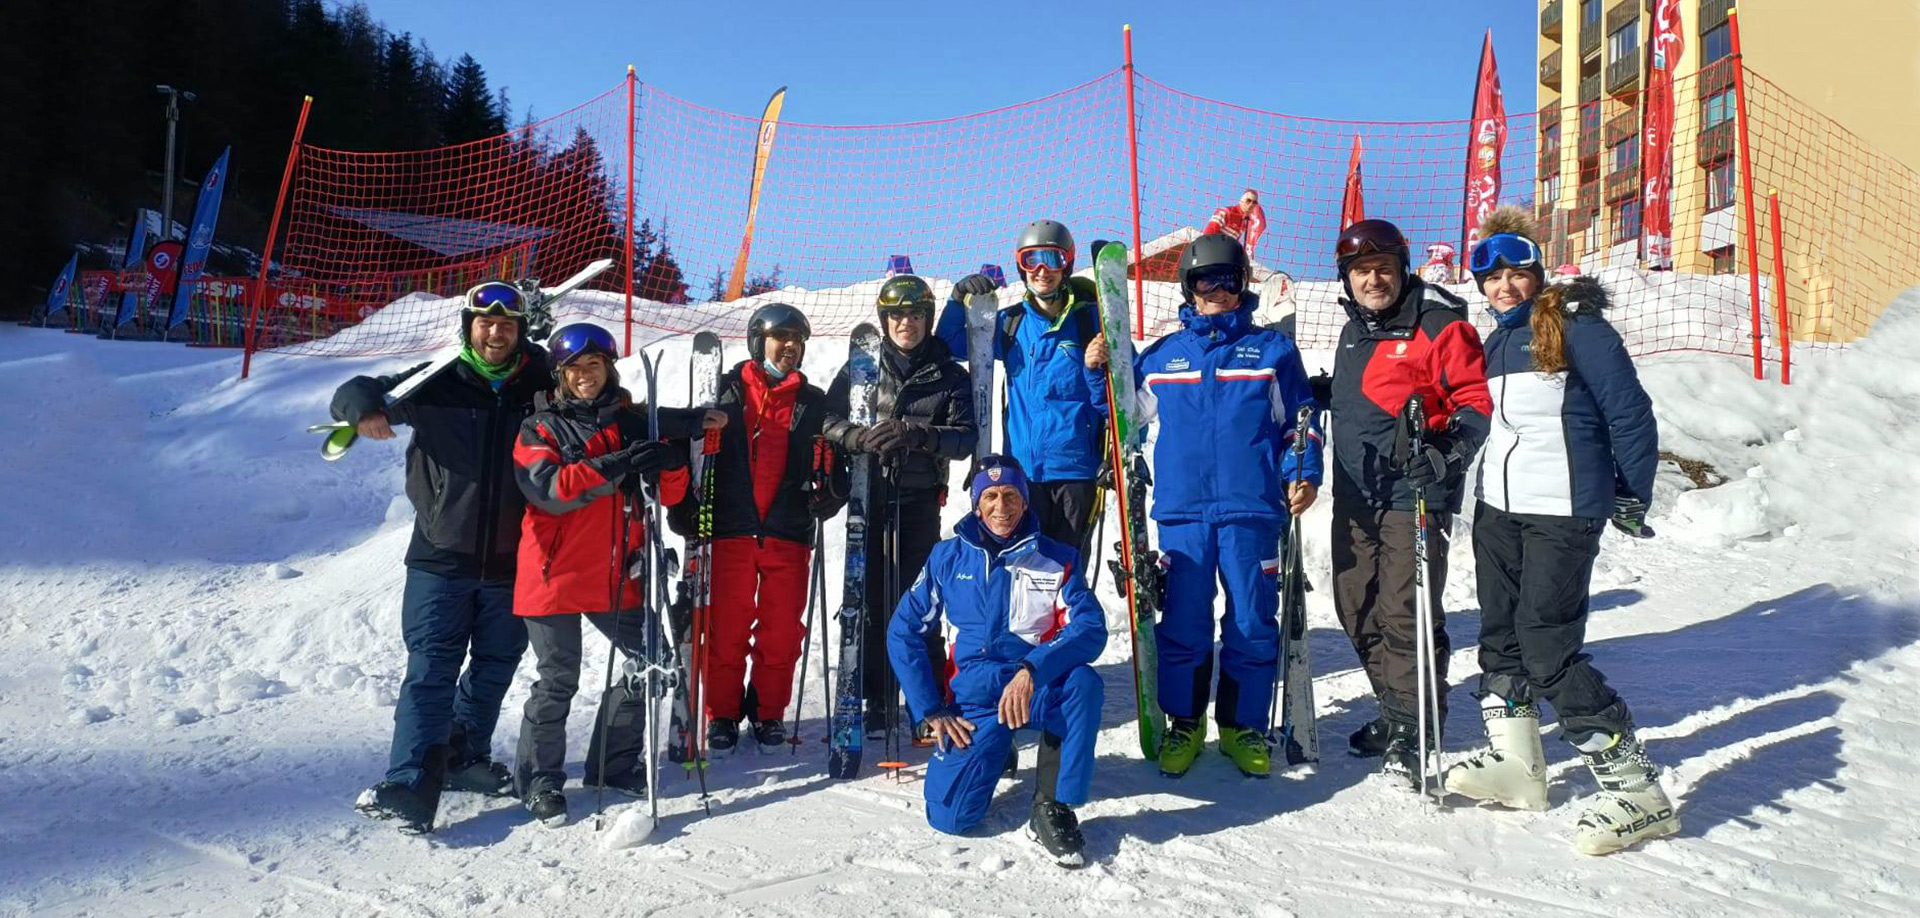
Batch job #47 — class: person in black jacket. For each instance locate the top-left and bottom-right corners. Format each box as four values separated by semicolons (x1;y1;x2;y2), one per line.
686;303;848;753
333;281;549;834
823;275;978;736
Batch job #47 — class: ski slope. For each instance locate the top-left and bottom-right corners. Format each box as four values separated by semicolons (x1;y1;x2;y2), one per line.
1;289;1917;918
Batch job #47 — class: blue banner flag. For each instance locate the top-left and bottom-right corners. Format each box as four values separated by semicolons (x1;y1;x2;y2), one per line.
111;210;150;329
169;147;230;330
45;253;78;322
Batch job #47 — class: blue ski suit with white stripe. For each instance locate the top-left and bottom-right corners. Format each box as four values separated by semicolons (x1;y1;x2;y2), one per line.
1134;295;1323;731
888;512;1106;834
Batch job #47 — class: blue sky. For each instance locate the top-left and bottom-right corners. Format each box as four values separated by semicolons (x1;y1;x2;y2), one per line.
365;0;1537;130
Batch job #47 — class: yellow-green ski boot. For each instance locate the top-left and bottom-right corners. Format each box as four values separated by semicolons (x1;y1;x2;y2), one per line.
1157;718;1206;777
1218;725;1271;778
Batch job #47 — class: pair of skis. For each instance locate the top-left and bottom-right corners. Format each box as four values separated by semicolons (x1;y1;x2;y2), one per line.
307;257;614;460
827;325;882;779
667;333;724;779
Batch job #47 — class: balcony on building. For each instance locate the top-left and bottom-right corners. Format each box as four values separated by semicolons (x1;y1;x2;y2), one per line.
1605;0;1638;34
1540;146;1563;177
1541;51;1563;88
1579;71;1601;104
1542;0;1564;40
1580;17;1602;56
1697;120;1737;166
1700;0;1733;31
1605;166;1640;205
1578;181;1599;213
1605;55;1639;95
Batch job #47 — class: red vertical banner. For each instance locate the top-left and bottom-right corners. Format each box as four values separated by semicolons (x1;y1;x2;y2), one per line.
1341;136;1366;229
724;87;787;302
1460;30;1506;256
1641;0;1683;269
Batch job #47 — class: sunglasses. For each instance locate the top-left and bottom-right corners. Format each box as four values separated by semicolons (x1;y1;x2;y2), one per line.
879;305;933;322
1016;246;1071;273
1469;234;1544;275
1189;266;1245;296
464;281;526;317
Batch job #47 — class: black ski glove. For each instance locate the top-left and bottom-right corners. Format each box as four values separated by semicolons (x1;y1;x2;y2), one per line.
1610;495;1655;538
1308;370;1334;410
1402;443;1455;490
594;440;683;482
861;418;930;454
952;273;999;299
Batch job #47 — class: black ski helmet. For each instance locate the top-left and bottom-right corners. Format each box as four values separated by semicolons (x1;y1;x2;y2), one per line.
1015;220;1076;264
1334;219;1411;279
1178;232;1252;301
747;302;811;362
875;274;936;315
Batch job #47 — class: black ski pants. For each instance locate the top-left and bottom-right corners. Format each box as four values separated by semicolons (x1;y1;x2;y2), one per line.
861;486;946;717
1030;478;1099;564
1470;503;1630;745
1330;501;1450;729
514;610;651;798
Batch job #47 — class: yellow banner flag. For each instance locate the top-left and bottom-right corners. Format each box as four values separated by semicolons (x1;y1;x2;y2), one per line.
725;87;787;301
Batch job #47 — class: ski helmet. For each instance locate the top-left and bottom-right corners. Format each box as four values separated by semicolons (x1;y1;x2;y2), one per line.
458;279;529;344
548;322;619;369
875;274;936;316
747;302;812;362
1014;220;1076;272
1334;219;1411;279
1178;232;1252;301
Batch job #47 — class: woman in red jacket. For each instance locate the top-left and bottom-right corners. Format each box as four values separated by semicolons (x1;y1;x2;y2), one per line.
508;322;708;828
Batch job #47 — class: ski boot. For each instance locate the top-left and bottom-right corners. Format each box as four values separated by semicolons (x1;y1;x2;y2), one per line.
444;727;512;796
524;780;568;829
1378;722;1439;792
1348;717;1391;758
584;770;649;800
1156;718;1205;778
707;717;739;752
354;743;447;835
751;717;786;752
1217;724;1271;778
1443;695;1548;811
1571;730;1679;855
1027;733;1086;868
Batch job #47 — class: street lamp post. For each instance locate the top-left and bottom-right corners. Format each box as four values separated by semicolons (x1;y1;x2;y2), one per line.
155;85;196;240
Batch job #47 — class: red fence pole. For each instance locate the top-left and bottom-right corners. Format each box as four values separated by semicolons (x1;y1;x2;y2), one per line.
625;65;637;356
1768;189;1792;384
1123;24;1147;340
241;95;312;380
1728;9;1764;381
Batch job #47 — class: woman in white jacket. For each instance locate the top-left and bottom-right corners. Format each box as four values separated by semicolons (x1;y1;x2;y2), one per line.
1442;207;1678;856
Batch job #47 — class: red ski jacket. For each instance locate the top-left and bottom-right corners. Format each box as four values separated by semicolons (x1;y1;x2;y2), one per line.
511;388;690;617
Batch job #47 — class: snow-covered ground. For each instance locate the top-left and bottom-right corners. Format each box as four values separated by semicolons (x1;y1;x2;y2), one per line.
2;289;1917;917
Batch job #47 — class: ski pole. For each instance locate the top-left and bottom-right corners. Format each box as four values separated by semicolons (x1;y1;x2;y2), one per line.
594;483;634;831
790;501;824;750
1404;395;1444;805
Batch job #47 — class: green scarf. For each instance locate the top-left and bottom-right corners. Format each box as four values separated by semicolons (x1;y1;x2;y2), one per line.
459;344;523;383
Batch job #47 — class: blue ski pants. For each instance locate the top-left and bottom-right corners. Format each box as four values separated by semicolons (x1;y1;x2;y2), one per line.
925;664;1102;835
387;568;529;787
1155;518;1284;732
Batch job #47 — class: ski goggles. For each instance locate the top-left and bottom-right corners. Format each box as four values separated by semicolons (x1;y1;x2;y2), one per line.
464;280;527;317
877;303;933;322
1334;220;1409;261
549;322;619;367
1016;246;1072;273
1188;265;1245;296
1468;233;1544;276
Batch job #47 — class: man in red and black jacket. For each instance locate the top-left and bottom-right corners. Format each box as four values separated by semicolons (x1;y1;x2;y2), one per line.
1323;219;1492;787
684;304;847;753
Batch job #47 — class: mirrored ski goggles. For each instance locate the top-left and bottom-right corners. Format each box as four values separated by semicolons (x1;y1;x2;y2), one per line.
1016;246;1071;273
1469;234;1544;275
1189;265;1246;296
549;323;619;367
464;280;526;316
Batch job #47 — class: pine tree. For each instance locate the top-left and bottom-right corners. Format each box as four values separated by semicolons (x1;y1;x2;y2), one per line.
742;265;784;297
441;53;505;144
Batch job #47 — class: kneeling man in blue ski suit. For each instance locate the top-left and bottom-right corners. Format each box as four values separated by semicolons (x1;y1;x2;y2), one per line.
888;455;1107;868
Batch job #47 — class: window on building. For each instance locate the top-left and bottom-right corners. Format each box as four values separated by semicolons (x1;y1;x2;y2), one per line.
1706;157;1736;211
1610;134;1640;175
1701;23;1732;64
1708;245;1736;274
1579;101;1602;142
1544;173;1563;205
1701;88;1734;128
1582;0;1601;28
1609;24;1640;66
1614;199;1642;244
1542;120;1561;155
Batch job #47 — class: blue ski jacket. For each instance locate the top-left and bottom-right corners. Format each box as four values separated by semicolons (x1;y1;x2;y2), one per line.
887;513;1107;723
1477;278;1658;520
935;282;1109;482
1134;295;1324;524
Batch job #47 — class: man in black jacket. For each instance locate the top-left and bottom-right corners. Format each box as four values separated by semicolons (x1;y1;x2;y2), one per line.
332;282;550;833
824;275;978;736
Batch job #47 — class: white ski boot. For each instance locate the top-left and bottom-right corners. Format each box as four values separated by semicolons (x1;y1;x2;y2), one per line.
1571;730;1679;855
1443;695;1548;811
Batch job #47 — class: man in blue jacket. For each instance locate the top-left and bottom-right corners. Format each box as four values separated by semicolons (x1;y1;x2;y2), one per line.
1106;233;1322;779
937;220;1110;561
888;455;1106;869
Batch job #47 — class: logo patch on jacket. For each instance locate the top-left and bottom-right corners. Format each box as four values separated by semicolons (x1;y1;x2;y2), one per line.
1166;357;1190;371
1387;341;1410;358
1233;344;1262;362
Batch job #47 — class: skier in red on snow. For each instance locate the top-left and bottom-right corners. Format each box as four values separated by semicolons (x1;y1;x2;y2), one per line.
1205;189;1268;262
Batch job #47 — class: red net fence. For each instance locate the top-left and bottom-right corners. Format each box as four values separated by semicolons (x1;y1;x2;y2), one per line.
239;58;1920;375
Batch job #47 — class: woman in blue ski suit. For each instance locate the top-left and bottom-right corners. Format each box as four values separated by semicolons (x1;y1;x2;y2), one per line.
1109;233;1322;779
887;456;1106;867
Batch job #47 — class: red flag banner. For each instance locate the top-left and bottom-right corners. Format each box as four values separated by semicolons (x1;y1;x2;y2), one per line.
1341;136;1366;229
724;86;787;301
1460;31;1506;256
1641;0;1683;269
